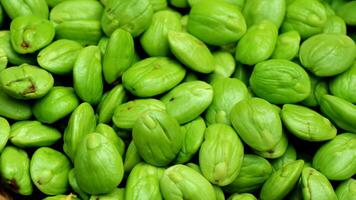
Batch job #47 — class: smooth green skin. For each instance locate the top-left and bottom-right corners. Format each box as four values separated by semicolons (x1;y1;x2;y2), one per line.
50;0;103;22
282;0;327;39
123;141;142;174
0;64;54;100
63;103;97;161
320;95;356;133
235;20;278;65
189;162;239;200
312;133;356;181
250;59;311;104
242;0;285;28
0;0;48;19
43;194;80;200
271;31;301;60
150;0;168;11
271;144;297;171
330;62;356;103
132;51;141;64
330;0;350;12
33;86;80;124
188;0;245;10
206;51;236;83
181;15;189;32
0;31;35;65
74;133;124;195
175;117;205;164
161;81;213;124
254;130;288;159
100;0;108;6
98;36;109;55
301;167;338;200
230;97;283;151
101;0;153;37
168;31;215;74
0;146;33;195
323;15;347;34
122;57;186;97
45;0;66;7
214;186;225;200
170;0;188;8
113;99;166;129
141;10;182;57
186;162;201;173
336;1;356;25
183;71;199;82
185;160;225;200
0;48;8;71
133;110;183;166
205;78;249;125
228;193;257;200
281;104;337;141
73;46;103;105
160;164;216;200
54;21;102;46
321;1;336;16
232;62;251;86
10;15;54;54
188;0;246;46
299;33;356;77
336;178;356;200
301;74;328;107
90;188;125;200
0;90;32;120
125;163;164;200
103;28;134;84
9;121;61;148
97;84;127;124
50;0;103;45
0;4;4;26
68;169;90;200
200;124;244;186
223;154;272;193
30;147;71;195
96;123;125;157
271;103;281;113
260;160;304;200
37;39;83;75
0;117;10;152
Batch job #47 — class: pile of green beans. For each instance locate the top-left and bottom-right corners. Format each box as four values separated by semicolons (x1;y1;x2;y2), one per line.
0;0;355;200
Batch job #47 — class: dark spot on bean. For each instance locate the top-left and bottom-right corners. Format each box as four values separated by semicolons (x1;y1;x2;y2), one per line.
21;41;30;49
267;150;274;154
8;179;19;191
112;80;120;86
21;83;36;95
